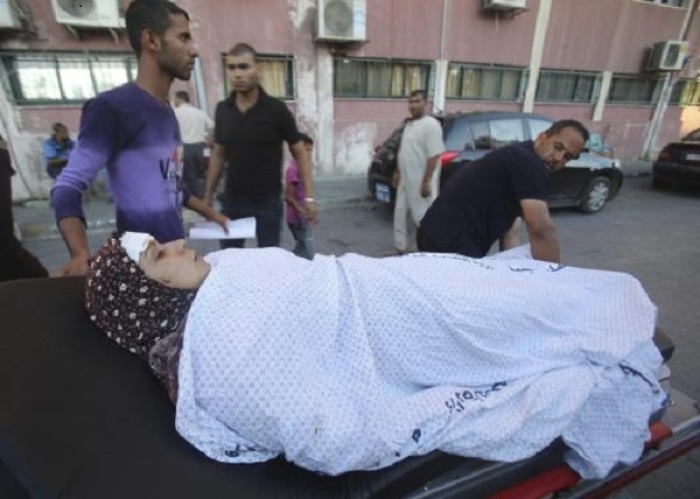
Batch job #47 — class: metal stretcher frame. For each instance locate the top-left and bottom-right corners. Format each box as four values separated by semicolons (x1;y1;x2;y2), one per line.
403;383;700;498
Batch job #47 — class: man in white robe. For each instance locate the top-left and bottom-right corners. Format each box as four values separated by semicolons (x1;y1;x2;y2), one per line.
392;90;445;253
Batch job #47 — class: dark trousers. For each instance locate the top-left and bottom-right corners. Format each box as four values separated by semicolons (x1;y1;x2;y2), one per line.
416;226;446;253
219;193;283;249
182;143;205;199
287;221;315;260
46;163;66;180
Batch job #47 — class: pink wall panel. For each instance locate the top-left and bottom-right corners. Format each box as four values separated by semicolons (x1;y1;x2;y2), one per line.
443;0;539;65
607;1;686;74
334;99;408;144
542;0;623;71
531;103;594;122
656;106;684;146
543;0;687;72
184;0;294;56
600;105;656;159
20;108;81;136
444;100;521;114
359;0;442;60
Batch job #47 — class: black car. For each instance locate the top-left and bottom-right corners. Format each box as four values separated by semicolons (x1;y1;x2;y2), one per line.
367;111;623;213
652;128;700;190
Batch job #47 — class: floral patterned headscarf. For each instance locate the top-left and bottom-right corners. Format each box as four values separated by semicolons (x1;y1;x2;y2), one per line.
84;234;196;363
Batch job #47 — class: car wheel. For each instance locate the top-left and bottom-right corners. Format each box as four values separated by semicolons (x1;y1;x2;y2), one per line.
579;176;611;213
652;177;672;190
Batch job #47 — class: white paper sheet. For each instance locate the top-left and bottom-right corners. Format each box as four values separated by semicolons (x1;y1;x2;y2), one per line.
188;218;256;240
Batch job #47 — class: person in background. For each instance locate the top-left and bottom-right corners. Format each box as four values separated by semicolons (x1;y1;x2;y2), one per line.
42;123;75;181
204;42;316;249
173;90;213;198
284;133;315;260
390;90;444;255
418;120;589;263
51;0;228;277
0;133;49;281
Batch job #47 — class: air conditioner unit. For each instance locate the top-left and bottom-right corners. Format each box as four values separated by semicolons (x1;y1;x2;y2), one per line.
51;0;124;29
483;0;527;10
0;0;20;29
316;0;366;42
646;40;689;71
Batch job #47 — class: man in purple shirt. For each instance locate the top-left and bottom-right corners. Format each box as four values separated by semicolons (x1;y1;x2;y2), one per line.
52;0;228;277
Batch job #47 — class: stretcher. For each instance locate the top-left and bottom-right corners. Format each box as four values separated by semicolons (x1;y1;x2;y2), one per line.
0;277;698;499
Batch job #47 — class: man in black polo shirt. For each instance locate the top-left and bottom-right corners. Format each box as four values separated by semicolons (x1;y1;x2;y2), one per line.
417;119;588;263
204;43;315;248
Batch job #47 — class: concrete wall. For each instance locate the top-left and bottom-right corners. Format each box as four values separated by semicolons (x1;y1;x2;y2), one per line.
543;0;686;72
443;0;539;65
1;0;699;199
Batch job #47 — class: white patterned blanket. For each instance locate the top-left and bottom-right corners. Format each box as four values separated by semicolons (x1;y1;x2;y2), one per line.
175;248;665;478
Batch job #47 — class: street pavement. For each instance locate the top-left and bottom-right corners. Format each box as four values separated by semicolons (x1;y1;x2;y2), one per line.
12;166;700;498
11;159;653;242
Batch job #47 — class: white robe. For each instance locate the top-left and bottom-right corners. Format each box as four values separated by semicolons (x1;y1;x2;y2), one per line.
394;116;445;251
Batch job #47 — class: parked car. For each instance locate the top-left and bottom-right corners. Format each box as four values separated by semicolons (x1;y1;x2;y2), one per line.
367;111;623;213
652;128;700;190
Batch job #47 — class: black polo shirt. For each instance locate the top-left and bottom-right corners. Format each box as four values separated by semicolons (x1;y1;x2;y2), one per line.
214;87;301;198
420;141;550;257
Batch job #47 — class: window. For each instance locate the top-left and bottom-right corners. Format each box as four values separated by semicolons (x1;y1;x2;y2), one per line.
607;75;661;105
445;118;525;151
470;121;490;150
535;70;597;102
333;58;432;98
670;79;700;106
2;53;137;105
222;54;295;100
446;63;524;101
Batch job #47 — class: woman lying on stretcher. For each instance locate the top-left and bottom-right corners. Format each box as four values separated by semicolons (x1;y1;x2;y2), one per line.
83;231;665;478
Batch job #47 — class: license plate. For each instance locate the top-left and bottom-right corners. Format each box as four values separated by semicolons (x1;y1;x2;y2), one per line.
686;153;700;161
375;183;391;203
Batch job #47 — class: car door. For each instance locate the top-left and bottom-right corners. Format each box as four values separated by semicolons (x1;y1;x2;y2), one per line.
526;117;586;203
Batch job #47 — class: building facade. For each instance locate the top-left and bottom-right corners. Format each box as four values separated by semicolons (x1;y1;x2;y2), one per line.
1;0;700;199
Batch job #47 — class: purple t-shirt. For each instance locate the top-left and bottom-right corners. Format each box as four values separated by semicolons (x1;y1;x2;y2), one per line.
52;83;189;242
284;160;305;224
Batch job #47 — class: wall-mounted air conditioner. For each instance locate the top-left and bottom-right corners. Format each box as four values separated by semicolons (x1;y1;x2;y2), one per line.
51;0;124;29
316;0;366;42
646;40;689;71
0;0;20;29
483;0;527;10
